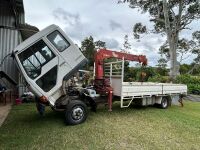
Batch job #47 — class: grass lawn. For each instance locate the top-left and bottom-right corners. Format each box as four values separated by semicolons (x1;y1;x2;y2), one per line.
0;101;200;150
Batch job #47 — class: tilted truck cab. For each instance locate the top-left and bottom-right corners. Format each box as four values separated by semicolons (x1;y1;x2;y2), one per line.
13;24;88;125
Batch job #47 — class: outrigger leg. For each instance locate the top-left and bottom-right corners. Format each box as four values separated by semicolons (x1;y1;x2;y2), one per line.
108;90;113;111
178;95;184;107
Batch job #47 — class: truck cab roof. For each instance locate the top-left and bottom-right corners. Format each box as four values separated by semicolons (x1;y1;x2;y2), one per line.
13;24;59;53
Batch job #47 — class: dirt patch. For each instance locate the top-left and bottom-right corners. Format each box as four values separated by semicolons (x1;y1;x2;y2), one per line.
0;104;11;127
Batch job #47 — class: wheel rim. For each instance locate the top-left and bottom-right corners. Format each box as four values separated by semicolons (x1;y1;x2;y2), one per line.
162;99;168;108
71;106;84;121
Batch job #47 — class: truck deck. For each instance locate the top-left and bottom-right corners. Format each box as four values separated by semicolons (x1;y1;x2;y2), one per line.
105;59;187;108
113;82;187;97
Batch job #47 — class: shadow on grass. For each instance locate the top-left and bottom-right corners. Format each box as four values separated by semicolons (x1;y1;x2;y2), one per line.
8;102;163;128
22;111;66;127
7;104;65;127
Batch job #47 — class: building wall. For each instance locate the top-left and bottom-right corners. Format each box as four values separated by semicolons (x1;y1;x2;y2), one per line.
0;0;25;94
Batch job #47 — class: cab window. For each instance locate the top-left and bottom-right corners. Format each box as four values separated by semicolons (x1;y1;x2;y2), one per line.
47;30;70;52
18;40;55;79
36;66;58;92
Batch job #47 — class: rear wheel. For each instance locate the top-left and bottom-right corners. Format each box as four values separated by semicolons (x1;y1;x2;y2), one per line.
160;97;169;109
65;100;87;125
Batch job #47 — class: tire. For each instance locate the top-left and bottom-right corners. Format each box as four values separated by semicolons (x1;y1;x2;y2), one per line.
160;97;169;109
65;100;88;125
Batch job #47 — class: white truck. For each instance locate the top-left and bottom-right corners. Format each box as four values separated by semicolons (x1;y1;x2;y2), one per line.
12;24;187;125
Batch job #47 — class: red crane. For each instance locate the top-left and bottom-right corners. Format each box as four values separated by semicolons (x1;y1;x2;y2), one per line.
94;49;147;111
95;49;147;79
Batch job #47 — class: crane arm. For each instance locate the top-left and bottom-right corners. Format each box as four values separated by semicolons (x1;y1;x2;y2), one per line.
95;49;147;79
95;49;147;64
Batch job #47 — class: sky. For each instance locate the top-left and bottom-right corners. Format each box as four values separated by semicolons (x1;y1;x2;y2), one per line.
23;0;199;66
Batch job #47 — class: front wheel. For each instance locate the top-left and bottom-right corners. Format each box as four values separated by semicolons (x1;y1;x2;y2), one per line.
65;100;88;125
160;97;169;109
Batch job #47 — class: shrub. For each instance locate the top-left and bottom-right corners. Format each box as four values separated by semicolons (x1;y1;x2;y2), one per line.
175;75;200;93
148;75;170;83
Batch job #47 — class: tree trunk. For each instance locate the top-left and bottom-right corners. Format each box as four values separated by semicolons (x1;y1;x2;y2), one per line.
187;64;199;74
163;0;180;81
169;36;180;80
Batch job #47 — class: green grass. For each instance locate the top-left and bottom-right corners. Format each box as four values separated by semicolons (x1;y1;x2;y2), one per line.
1;101;200;150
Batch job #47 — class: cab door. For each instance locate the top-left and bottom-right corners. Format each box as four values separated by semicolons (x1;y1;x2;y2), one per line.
18;39;61;93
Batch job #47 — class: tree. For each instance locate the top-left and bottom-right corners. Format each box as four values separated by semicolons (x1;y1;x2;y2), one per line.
157;58;167;68
81;36;107;69
180;64;191;74
81;36;95;68
121;0;200;80
187;31;200;74
94;40;106;49
127;66;156;82
191;31;200;64
156;58;168;75
159;38;192;64
119;35;132;80
121;34;131;53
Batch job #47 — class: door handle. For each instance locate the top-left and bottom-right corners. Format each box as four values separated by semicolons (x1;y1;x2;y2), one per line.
59;61;65;66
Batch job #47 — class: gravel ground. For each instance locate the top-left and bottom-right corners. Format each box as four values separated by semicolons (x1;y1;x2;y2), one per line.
184;94;200;102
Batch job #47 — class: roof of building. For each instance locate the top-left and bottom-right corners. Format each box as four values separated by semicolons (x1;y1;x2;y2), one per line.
19;24;39;40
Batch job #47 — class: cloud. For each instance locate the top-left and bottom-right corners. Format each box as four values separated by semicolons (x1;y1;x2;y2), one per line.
53;8;81;26
109;20;123;31
102;38;120;49
52;8;122;48
52;8;88;41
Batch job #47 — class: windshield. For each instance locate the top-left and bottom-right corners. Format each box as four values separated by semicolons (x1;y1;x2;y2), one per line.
18;40;55;79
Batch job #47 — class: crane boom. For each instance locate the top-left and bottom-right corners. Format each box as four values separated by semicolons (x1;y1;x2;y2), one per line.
95;49;147;79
